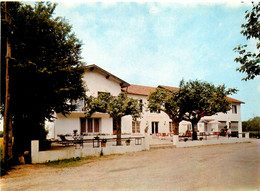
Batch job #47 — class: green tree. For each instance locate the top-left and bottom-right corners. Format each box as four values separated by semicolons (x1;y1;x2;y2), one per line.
181;80;237;140
243;116;260;132
147;83;186;134
84;93;142;145
233;2;260;80
1;2;85;159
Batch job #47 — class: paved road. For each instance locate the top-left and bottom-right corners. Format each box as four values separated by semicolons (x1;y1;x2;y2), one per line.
1;140;260;191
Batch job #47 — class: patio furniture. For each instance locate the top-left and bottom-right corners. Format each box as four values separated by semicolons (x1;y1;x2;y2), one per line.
58;135;74;146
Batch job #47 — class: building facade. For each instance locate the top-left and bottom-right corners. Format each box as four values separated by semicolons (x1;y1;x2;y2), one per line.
46;65;244;139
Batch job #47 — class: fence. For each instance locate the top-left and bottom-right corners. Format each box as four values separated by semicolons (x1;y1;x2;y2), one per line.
173;132;250;148
31;134;150;164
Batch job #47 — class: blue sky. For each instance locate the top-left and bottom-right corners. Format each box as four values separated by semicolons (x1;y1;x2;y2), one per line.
50;1;259;121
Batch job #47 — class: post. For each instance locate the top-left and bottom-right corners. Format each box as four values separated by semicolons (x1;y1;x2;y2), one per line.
3;1;13;161
31;140;39;164
144;133;150;150
173;135;179;146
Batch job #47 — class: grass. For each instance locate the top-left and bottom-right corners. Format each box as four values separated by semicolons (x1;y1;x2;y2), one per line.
43;156;100;168
43;153;123;168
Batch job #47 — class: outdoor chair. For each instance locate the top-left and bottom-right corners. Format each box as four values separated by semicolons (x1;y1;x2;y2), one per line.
58;135;74;146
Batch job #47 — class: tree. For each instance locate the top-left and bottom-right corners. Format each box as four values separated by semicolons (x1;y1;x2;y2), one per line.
233;2;260;80
1;2;85;159
242;116;260;132
84;93;142;145
181;80;237;140
147;83;186;135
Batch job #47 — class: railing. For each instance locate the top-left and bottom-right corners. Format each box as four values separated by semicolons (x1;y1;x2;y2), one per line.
51;135;145;148
178;132;247;142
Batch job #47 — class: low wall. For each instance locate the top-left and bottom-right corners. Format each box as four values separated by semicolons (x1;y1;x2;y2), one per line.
31;134;150;164
173;132;250;148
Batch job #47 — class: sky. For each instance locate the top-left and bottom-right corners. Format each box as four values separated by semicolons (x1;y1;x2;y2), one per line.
31;1;260;121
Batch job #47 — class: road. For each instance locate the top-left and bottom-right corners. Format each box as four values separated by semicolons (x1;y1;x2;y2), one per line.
1;140;260;191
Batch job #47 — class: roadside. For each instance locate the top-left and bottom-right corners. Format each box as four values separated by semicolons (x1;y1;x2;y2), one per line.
1;139;260;191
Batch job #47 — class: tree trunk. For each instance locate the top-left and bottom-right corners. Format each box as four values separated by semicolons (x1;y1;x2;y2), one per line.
173;121;180;135
115;117;122;145
192;122;198;140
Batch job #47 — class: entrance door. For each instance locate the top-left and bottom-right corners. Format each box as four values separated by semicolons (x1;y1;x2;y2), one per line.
80;118;86;134
152;122;159;134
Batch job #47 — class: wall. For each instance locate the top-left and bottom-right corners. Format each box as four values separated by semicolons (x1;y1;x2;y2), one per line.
124;94;243;135
52;113;113;139
83;71;122;97
122;94;172;135
31;134;150;163
172;133;250;148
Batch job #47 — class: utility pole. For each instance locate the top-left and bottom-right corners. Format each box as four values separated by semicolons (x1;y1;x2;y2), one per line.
3;1;13;161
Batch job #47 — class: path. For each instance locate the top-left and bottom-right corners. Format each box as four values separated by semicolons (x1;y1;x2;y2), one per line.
1;140;260;191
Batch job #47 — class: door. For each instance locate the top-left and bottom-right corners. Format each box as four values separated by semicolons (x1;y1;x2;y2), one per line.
80;118;86;134
88;118;93;133
94;118;100;132
152;122;159;134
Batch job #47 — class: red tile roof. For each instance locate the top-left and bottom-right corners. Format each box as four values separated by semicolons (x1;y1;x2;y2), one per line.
225;97;245;104
158;85;179;91
122;84;244;104
122;84;156;96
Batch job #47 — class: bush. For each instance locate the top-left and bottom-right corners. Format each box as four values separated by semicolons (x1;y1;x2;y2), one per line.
249;132;260;138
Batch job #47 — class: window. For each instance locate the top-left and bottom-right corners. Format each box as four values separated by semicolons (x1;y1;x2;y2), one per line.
72;99;84;111
132;121;140;133
87;118;100;133
169;122;174;132
218;121;226;131
187;124;192;131
139;99;143;112
232;105;237;114
230;121;238;131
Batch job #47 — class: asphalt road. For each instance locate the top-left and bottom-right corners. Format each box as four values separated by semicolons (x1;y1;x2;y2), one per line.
1;140;260;191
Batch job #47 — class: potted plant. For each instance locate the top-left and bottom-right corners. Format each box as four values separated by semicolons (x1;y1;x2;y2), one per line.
101;139;107;147
125;139;131;146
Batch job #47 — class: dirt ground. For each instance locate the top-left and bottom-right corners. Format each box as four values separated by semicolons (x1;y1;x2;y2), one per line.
1;140;260;191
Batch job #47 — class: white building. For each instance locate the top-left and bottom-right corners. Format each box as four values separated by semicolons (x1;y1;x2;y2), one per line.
47;65;244;139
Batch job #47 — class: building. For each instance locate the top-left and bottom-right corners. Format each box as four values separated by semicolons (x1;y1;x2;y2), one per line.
46;65;244;139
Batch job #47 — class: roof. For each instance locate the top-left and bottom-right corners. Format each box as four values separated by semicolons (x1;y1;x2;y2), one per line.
158;85;179;91
123;84;244;104
225;97;245;104
159;85;244;104
122;84;156;96
85;64;130;88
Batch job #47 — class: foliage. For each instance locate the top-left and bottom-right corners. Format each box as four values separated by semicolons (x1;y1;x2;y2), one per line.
1;2;85;157
85;92;142;119
233;2;260;80
181;80;237;140
148;84;186;134
84;92;142;145
242;116;260;131
249;132;260;138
